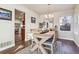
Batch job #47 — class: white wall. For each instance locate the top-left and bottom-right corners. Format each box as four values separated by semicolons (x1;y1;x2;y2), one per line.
0;5;15;51
73;5;79;47
53;9;74;40
0;4;39;51
40;9;74;40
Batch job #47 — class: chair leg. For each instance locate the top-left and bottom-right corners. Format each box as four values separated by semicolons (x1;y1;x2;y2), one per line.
51;43;56;54
51;45;53;54
37;48;40;54
31;39;33;48
53;42;57;54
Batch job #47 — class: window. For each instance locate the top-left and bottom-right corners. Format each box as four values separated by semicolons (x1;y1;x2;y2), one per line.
60;16;72;31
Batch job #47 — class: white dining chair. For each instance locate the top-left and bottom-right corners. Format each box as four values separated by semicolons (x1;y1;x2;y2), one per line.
31;34;47;54
42;34;57;54
27;33;34;47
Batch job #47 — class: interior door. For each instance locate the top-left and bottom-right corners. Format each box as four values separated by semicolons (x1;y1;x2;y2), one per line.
15;9;25;46
21;13;25;43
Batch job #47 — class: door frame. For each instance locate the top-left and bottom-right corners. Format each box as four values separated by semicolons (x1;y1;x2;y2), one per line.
15;9;25;45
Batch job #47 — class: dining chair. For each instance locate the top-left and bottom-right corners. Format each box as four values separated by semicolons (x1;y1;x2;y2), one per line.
27;33;34;47
42;34;57;54
31;34;47;54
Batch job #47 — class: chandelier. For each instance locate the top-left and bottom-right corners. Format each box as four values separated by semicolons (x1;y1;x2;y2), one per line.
44;4;54;19
44;14;54;19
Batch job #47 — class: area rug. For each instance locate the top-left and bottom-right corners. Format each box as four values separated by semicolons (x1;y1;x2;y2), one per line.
16;46;41;54
16;41;62;54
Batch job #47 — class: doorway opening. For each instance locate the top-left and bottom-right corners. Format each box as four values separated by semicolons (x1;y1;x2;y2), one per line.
15;9;25;49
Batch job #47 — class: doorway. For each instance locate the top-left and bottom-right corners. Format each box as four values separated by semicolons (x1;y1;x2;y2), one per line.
15;9;25;47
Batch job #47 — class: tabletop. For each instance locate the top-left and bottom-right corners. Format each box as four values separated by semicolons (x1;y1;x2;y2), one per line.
34;31;55;39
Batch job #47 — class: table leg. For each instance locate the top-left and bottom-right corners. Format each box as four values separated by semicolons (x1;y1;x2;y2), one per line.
31;44;38;52
39;45;47;54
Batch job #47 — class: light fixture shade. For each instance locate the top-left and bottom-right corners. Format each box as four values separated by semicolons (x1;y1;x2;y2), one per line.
44;14;54;18
48;14;51;18
49;14;54;18
51;14;54;18
44;14;48;18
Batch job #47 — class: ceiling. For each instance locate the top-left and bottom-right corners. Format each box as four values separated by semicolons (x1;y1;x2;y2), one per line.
24;4;75;15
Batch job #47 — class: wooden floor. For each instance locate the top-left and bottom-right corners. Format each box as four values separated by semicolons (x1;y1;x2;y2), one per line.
56;39;79;54
0;39;79;54
0;40;31;54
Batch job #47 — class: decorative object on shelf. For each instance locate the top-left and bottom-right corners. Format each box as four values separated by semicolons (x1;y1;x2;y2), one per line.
31;17;36;23
15;23;21;32
0;8;12;20
60;16;72;31
39;22;44;28
49;19;54;23
47;22;48;28
39;22;45;29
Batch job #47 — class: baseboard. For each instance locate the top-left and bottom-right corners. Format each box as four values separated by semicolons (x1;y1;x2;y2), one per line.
0;40;31;53
58;38;79;47
0;40;31;52
73;40;79;47
58;37;74;41
0;44;15;51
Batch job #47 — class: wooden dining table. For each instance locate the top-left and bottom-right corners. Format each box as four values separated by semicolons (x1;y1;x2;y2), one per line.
31;31;55;54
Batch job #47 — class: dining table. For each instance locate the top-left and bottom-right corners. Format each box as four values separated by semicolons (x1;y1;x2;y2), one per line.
31;31;55;54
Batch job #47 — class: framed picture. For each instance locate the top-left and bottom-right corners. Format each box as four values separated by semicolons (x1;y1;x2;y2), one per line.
39;22;45;28
31;17;36;23
60;16;72;31
0;8;12;20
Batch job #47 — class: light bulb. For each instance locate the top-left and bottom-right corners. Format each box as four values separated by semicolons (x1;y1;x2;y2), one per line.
48;14;50;18
44;14;48;18
51;14;54;18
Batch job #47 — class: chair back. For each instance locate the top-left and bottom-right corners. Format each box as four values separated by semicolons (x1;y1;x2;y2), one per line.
27;33;34;39
52;32;56;44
